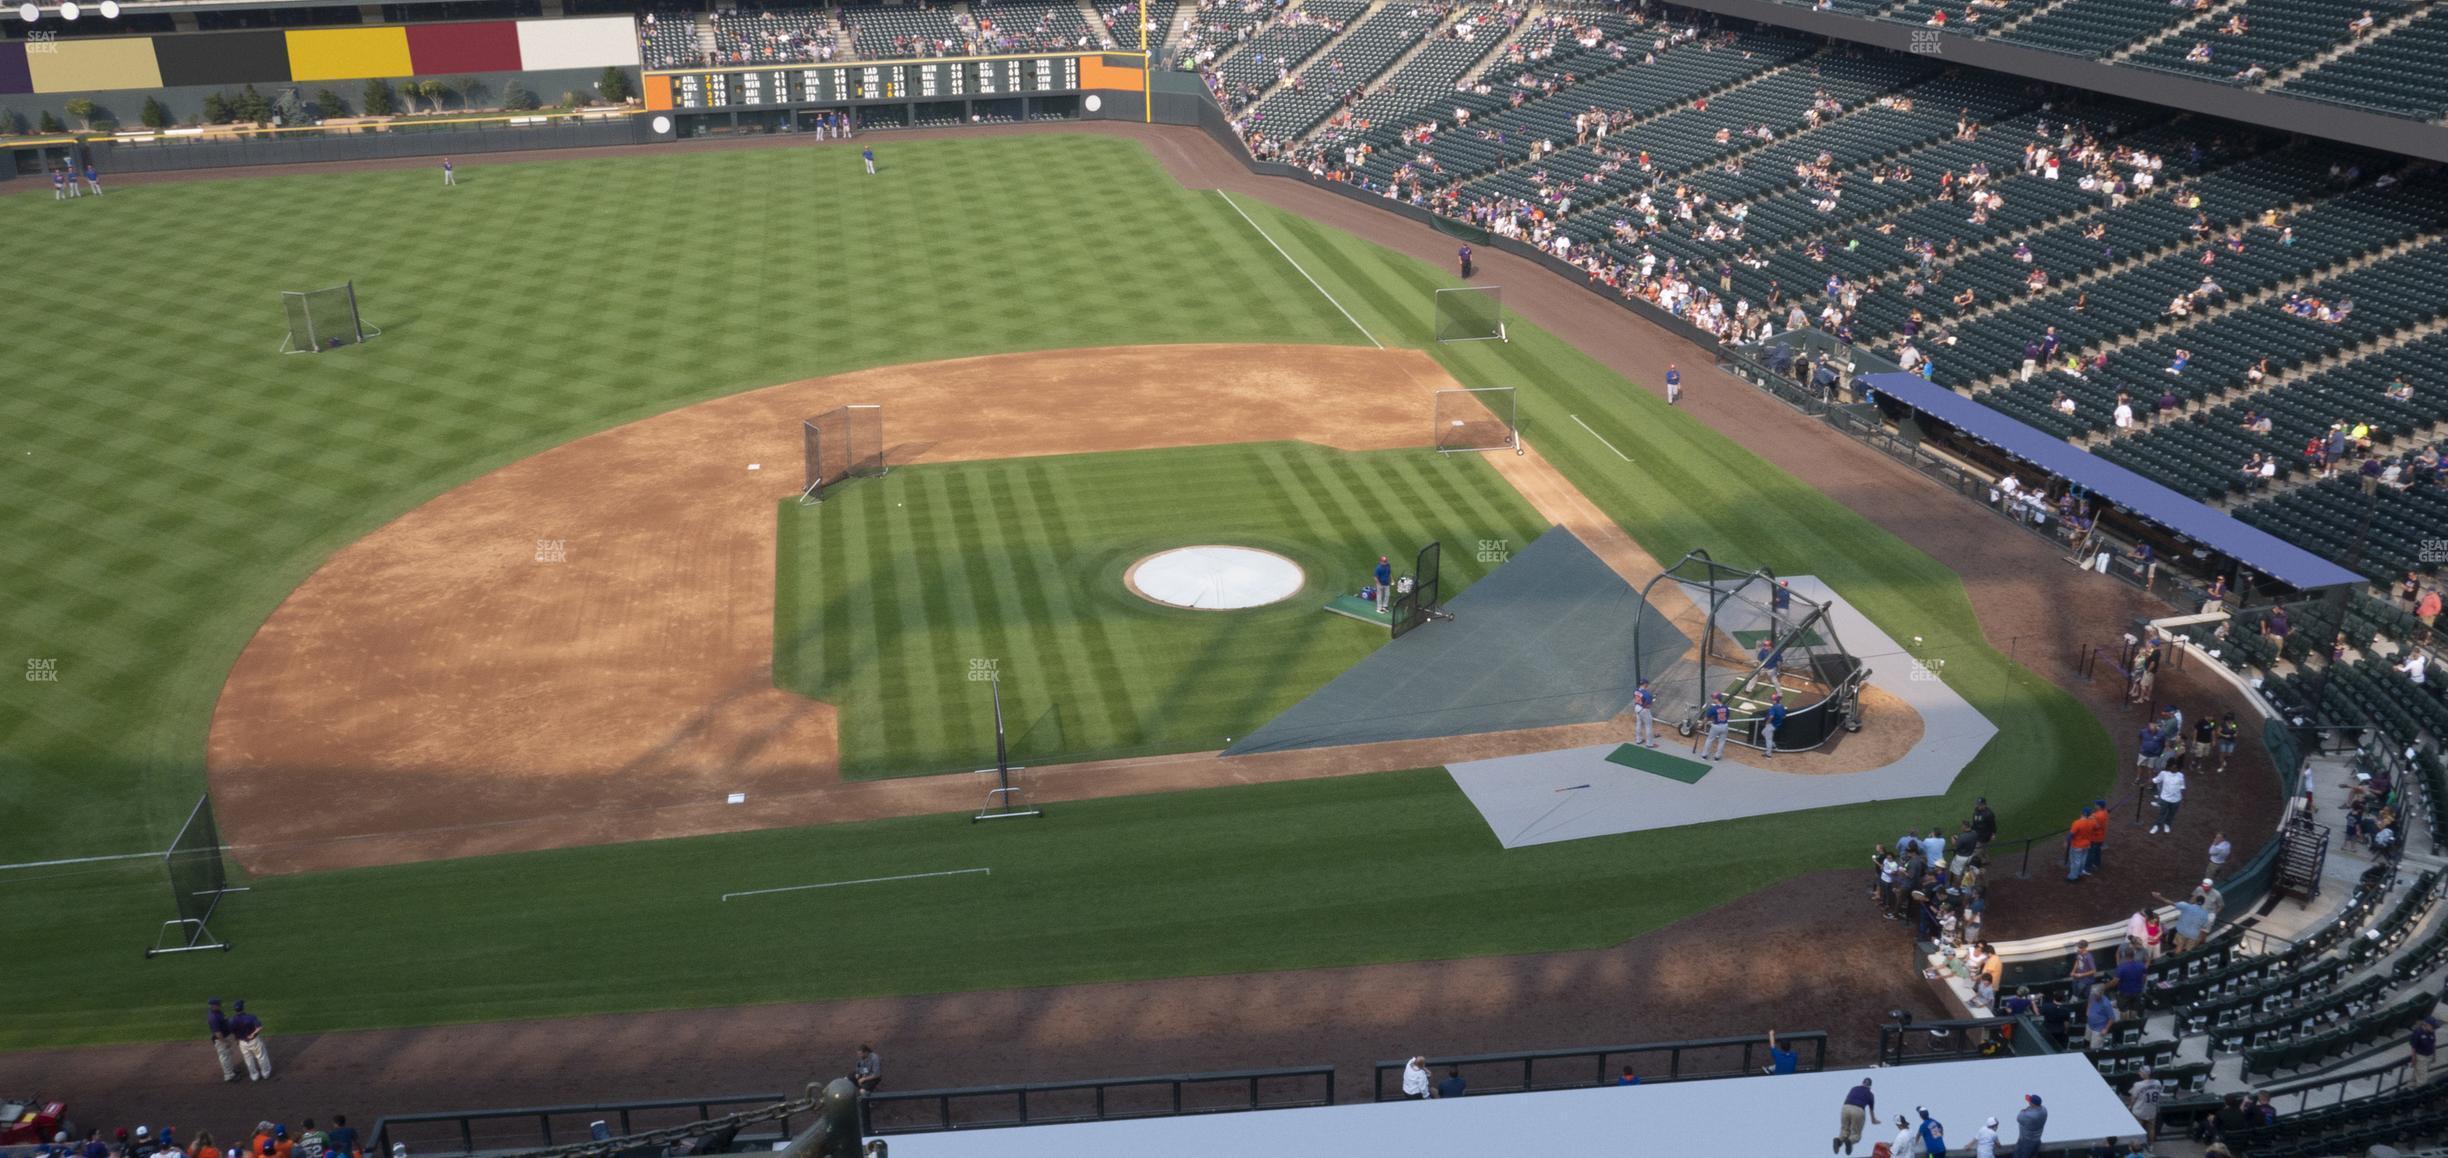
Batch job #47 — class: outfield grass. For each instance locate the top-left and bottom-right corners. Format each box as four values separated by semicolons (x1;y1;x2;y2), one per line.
0;135;1356;853
777;444;1546;775
0;134;2116;1048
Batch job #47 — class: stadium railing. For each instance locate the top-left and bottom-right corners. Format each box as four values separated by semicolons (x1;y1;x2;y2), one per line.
1367;1031;1830;1100
858;1065;1336;1135
370;1094;791;1156
1876;1014;2058;1066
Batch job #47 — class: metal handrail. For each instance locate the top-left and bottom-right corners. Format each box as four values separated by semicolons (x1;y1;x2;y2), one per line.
859;1065;1335;1135
371;1094;791;1157
1369;1031;1830;1100
1876;1015;2056;1066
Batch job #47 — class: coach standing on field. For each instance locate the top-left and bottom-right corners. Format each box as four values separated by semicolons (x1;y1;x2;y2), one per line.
206;998;237;1082
230;1000;271;1081
1375;555;1393;613
1458;244;1473;279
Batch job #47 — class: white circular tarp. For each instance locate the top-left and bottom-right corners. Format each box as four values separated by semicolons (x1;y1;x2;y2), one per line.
1126;546;1304;610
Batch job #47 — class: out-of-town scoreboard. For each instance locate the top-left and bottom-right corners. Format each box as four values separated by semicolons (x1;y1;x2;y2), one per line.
655;53;1088;110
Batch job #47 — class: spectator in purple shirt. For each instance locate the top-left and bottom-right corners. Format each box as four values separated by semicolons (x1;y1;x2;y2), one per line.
1836;1077;1875;1154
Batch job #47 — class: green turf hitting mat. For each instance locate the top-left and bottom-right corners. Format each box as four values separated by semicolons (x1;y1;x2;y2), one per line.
1324;594;1394;626
1604;743;1712;784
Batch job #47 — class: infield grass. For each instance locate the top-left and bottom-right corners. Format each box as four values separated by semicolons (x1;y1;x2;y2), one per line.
0;133;2120;1048
776;444;1545;775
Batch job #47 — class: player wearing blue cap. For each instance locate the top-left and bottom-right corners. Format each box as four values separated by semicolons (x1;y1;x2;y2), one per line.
1632;679;1657;747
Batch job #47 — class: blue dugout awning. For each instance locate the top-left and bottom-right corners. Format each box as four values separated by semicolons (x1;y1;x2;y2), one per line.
1857;373;2363;592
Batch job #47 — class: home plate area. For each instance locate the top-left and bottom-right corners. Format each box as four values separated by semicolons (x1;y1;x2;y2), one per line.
1447;576;1999;849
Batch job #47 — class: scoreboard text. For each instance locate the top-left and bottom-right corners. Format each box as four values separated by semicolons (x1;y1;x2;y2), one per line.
659;55;1085;111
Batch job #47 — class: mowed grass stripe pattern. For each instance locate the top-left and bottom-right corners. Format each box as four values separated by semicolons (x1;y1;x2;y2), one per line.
0;135;1365;854
780;443;1548;775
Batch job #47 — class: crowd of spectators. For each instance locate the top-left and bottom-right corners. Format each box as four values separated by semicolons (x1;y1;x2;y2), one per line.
32;1119;372;1158
1870;795;2003;968
641;0;1120;69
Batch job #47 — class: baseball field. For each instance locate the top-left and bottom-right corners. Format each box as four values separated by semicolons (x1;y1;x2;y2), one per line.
1;131;2116;1050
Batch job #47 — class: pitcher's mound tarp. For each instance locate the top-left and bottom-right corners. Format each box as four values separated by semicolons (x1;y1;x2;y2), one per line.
1222;526;1690;755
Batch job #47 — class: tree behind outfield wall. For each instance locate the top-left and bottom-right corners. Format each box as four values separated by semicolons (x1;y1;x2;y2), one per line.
502;81;539;111
237;84;271;126
421;78;456;111
140;95;171;129
38;109;63;134
0;109;26;136
360;77;396;117
455;77;488;109
62;98;95;130
315;88;348;119
597;66;632;104
201;92;235;124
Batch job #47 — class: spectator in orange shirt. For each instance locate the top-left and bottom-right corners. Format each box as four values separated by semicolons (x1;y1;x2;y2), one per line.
2067;805;2095;882
2092;807;2113;864
192;1133;221;1158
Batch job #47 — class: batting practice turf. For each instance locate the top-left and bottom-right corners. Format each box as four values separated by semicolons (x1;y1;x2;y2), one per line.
0;133;2119;1048
777;444;1545;775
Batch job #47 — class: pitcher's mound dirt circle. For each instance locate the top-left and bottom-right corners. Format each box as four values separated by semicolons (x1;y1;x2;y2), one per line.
1125;546;1306;610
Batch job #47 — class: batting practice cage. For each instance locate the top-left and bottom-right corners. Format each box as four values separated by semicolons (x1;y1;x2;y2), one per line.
799;404;886;504
148;794;240;956
1432;285;1508;343
1632;551;1868;753
277;282;380;354
1434;387;1519;454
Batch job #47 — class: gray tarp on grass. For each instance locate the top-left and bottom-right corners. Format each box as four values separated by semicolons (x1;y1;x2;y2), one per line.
1222;526;1690;755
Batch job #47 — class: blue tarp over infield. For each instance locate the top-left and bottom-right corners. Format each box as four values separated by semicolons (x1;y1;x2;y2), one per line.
1858;372;2361;591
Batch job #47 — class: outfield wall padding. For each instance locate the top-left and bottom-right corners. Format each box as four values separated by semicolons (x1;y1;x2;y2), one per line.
285;27;416;84
153;31;291;88
0;15;640;97
0;43;33;96
406;22;525;76
26;36;163;94
515;17;640;71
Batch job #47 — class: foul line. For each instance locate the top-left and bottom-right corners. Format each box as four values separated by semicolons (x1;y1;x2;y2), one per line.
721;867;990;902
1569;415;1632;462
0;848;185;872
1214;190;1382;349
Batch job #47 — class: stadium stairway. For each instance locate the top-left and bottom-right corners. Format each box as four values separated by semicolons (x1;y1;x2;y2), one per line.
1456;45;1865;208
1600;52;1929;184
1983;0;2090;41
1306;6;1511;149
2105;0;2250;64
1457;6;1550;87
2177;312;2448;471
1943;184;2332;363
2040;224;2448;429
2263;2;2439;88
1949;178;2424;394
